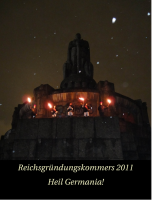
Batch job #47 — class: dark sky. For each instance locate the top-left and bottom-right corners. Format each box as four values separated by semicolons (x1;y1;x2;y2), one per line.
0;0;151;137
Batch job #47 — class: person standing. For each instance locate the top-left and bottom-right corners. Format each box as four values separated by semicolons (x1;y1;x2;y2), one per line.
82;103;90;117
67;103;73;116
51;106;58;117
98;102;106;117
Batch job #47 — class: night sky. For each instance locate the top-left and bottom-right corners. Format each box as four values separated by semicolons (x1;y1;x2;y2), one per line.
0;0;151;137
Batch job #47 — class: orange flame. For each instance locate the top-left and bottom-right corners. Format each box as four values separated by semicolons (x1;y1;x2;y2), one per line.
79;97;84;101
107;99;111;104
27;97;31;103
48;103;52;108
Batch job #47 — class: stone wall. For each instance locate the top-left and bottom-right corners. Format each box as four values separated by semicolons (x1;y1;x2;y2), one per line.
0;117;150;160
119;119;151;160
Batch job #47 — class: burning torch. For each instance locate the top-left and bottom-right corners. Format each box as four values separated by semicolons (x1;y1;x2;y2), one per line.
79;97;84;102
79;97;84;105
48;103;52;108
27;97;31;103
107;99;111;106
27;97;32;109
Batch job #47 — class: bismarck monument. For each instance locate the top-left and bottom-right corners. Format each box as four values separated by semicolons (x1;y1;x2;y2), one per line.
61;33;96;89
0;33;151;160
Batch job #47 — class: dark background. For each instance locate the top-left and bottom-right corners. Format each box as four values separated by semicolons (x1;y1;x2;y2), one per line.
0;0;151;137
0;160;151;199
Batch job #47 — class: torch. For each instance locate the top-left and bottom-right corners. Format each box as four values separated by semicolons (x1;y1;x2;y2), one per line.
48;103;52;108
27;97;31;103
107;99;111;106
27;97;32;109
79;97;84;105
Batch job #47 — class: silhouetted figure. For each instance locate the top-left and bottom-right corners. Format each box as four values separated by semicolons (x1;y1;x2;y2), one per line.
82;103;90;117
98;102;108;117
63;33;93;79
67;103;74;116
51;106;58;117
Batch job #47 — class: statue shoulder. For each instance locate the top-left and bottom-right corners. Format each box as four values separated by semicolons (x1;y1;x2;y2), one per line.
68;40;76;48
80;39;89;48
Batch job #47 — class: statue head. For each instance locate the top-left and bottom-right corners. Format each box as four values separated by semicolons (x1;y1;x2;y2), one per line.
75;33;81;40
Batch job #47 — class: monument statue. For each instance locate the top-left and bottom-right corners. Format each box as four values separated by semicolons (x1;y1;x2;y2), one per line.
61;33;96;89
63;33;93;79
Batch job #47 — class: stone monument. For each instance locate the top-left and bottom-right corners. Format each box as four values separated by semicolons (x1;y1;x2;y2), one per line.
61;33;96;89
0;33;151;160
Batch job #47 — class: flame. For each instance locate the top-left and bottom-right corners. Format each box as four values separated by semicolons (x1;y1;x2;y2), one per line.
107;99;111;104
34;104;36;108
48;103;52;108
27;97;31;103
79;97;84;101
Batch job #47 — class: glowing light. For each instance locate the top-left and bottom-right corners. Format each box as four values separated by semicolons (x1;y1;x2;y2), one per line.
79;70;81;73
97;62;99;64
48;103;52;108
147;12;150;16
34;105;36;108
107;99;111;104
112;17;116;23
79;97;84;101
27;98;31;103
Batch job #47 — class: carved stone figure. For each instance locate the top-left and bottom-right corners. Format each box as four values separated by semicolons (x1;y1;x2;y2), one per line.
63;33;93;79
61;33;96;89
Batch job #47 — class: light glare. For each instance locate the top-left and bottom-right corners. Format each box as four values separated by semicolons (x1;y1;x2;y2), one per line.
27;98;31;103
79;97;84;101
48;103;52;108
112;17;116;23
